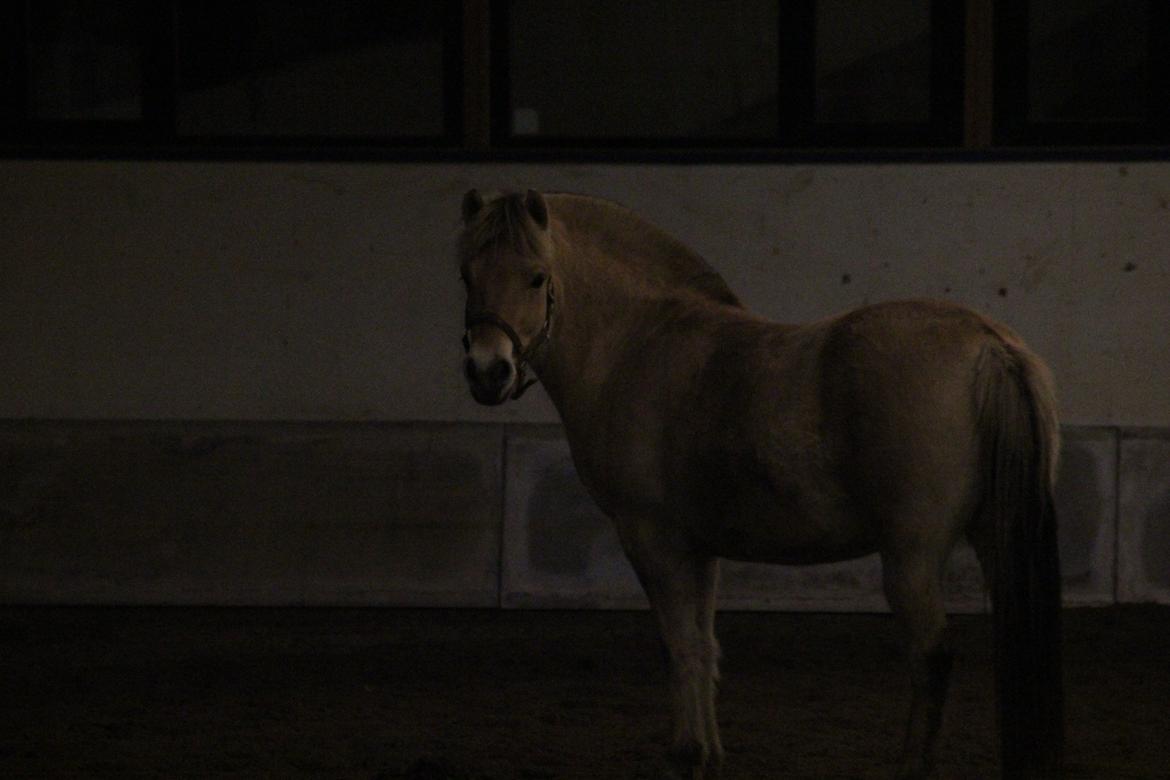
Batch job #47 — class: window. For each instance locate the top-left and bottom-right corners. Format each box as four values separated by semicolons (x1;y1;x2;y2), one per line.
782;0;964;146
815;1;935;125
4;1;172;143
27;1;146;121
499;0;779;143
995;0;1170;145
175;1;450;140
1;0;461;151
494;0;964;148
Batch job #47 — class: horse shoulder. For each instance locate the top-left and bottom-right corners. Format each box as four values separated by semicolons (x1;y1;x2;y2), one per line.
572;302;748;515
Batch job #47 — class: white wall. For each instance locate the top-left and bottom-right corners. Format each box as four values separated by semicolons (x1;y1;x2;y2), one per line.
2;159;1168;426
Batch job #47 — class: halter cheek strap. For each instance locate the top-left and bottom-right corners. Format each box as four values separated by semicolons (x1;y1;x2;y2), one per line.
462;279;555;400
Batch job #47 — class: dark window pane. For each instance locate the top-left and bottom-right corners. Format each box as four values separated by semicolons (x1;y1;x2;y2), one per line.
176;0;446;138
815;0;932;124
507;0;778;140
27;1;144;120
1028;0;1148;123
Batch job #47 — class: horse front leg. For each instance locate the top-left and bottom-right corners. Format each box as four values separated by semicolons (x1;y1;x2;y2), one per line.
617;519;722;779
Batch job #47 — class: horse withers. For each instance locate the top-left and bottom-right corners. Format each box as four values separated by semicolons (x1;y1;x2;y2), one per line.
457;189;1063;779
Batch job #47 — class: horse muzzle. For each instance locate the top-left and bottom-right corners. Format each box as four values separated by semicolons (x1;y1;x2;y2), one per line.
463;352;517;406
462;305;548;404
461;279;554;405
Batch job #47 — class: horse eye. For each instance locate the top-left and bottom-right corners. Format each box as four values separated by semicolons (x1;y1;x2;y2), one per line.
530;273;547;289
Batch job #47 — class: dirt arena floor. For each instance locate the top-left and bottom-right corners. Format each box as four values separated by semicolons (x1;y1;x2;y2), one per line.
1;605;1167;779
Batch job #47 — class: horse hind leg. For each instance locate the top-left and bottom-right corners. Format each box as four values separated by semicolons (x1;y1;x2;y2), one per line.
881;548;953;780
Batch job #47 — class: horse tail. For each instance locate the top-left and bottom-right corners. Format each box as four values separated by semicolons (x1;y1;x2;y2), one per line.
973;333;1064;778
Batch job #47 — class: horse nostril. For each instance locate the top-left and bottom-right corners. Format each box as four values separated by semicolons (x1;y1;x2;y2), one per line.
488;358;514;387
465;357;515;391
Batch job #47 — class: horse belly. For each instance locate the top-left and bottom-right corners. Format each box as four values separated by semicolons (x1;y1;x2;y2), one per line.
681;468;878;565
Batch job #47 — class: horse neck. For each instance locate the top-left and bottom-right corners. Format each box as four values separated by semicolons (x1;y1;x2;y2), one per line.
533;219;687;429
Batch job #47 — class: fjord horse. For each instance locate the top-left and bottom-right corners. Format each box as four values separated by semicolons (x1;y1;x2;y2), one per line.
458;189;1062;778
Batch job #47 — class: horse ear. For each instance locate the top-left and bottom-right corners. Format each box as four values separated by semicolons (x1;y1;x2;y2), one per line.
525;189;549;230
462;189;484;224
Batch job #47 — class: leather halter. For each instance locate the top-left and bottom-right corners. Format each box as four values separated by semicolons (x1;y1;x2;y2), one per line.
462;278;555;400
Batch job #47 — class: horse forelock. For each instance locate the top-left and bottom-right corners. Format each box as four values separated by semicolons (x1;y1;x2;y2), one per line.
459;192;553;265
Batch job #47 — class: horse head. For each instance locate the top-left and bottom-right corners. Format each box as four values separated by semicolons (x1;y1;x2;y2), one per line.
458;188;556;405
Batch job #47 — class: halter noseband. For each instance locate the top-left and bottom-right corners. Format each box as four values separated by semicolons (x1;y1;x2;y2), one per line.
462;278;555;400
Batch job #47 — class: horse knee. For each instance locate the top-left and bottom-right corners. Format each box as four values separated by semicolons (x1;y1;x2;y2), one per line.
665;625;718;678
704;635;722;681
666;646;706;681
925;643;953;692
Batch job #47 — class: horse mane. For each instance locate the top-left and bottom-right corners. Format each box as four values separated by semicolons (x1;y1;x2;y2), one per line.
461;191;742;309
551;193;743;308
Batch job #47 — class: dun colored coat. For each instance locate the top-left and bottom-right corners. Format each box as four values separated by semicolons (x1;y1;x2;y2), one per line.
458;189;1063;779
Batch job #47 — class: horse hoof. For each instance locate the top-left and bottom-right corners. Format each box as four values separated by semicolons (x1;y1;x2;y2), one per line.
660;747;723;779
892;759;931;780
